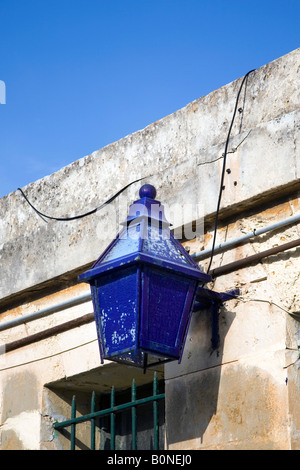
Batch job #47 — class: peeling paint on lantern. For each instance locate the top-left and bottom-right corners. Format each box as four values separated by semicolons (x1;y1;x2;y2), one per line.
143;225;189;265
79;185;211;366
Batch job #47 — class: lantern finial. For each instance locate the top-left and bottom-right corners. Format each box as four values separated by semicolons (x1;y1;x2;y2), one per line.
139;184;156;200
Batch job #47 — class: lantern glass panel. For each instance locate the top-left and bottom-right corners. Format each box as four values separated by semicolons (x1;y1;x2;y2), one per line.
100;226;141;264
140;266;196;358
94;266;139;357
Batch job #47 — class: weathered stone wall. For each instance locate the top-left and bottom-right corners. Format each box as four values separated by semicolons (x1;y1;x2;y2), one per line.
166;196;300;450
0;48;299;449
1;48;299;302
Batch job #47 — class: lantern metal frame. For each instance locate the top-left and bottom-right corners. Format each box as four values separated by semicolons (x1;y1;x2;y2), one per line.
79;184;239;370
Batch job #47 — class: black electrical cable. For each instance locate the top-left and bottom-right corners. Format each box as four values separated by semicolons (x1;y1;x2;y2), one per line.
18;71;255;243
206;69;256;274
18;175;150;222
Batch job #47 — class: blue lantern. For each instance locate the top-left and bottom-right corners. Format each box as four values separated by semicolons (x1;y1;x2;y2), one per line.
78;184;212;369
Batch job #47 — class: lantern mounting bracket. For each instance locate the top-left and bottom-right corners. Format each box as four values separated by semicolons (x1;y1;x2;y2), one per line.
194;287;240;350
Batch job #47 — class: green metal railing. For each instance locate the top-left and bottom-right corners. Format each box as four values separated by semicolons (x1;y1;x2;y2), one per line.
53;372;165;450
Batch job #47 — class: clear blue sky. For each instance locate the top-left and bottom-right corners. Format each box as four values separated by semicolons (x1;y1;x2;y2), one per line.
0;0;299;198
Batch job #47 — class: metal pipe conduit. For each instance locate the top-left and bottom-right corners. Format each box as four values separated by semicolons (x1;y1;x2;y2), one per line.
1;237;299;352
0;213;299;335
4;312;95;353
209;237;300;278
0;292;92;332
191;213;300;261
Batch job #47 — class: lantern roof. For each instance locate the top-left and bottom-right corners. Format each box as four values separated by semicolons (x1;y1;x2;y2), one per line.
79;184;211;285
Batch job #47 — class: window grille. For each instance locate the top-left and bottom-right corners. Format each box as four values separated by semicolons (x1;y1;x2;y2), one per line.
53;372;165;450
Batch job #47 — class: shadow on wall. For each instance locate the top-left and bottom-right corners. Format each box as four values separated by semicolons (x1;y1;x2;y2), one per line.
165;301;291;449
165;304;236;447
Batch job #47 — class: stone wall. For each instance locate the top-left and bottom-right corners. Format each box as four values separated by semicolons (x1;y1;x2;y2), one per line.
1;48;299;302
0;48;299;449
166;196;300;449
